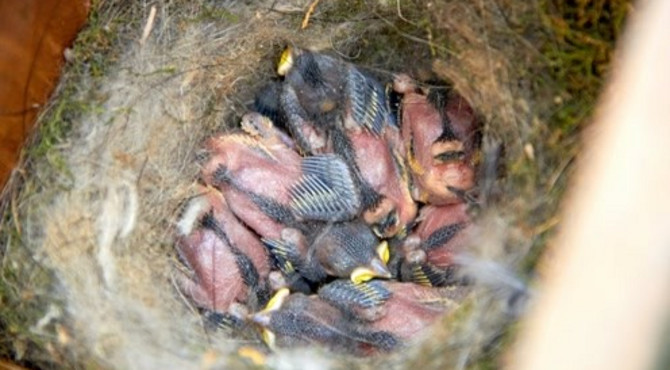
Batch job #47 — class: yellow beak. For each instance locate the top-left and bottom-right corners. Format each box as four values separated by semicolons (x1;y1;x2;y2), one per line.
350;258;392;284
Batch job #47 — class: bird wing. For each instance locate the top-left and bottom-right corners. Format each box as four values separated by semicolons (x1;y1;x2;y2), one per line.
421;222;466;251
262;237;300;276
407;262;448;287
346;67;388;135
318;279;391;311
289;154;361;221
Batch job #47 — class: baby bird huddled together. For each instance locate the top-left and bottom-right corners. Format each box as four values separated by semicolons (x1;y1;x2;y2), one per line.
175;46;480;355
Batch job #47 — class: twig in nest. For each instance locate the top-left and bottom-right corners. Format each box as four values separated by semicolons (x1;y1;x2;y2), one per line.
11;186;21;236
396;0;419;26
140;5;157;45
372;9;456;57
426;26;436;57
301;0;321;30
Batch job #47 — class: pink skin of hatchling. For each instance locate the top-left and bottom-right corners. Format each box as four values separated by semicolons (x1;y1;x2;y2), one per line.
349;127;417;238
175;188;270;313
367;281;462;341
201;114;304;242
411;203;471;269
394;74;477;205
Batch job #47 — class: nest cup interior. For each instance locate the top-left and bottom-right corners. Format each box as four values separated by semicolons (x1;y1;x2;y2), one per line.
0;0;626;368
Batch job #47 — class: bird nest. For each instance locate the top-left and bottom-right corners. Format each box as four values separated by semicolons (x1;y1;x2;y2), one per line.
0;0;626;368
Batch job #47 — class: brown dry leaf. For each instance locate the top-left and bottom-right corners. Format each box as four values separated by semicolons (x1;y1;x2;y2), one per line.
0;0;89;186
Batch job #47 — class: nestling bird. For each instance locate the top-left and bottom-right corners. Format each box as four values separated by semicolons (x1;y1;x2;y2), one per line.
278;47;417;238
335;126;417;238
253;281;466;353
175;187;271;320
360;281;466;344
175;49;482;355
203;114;395;286
203;113;389;284
397;203;472;286
414;203;471;269
320;280;467;340
394;244;451;287
394;74;479;205
263;221;392;284
202;112;362;239
250;288;399;355
276;46;346;153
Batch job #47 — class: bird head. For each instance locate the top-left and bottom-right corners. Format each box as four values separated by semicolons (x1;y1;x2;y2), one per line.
364;197;405;238
277;46;302;76
250;287;290;350
350;241;392;284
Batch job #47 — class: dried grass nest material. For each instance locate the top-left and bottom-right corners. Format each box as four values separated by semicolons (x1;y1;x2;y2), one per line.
0;0;624;369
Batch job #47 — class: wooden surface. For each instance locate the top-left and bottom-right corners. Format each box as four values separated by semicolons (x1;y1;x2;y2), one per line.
0;0;89;187
512;0;670;369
